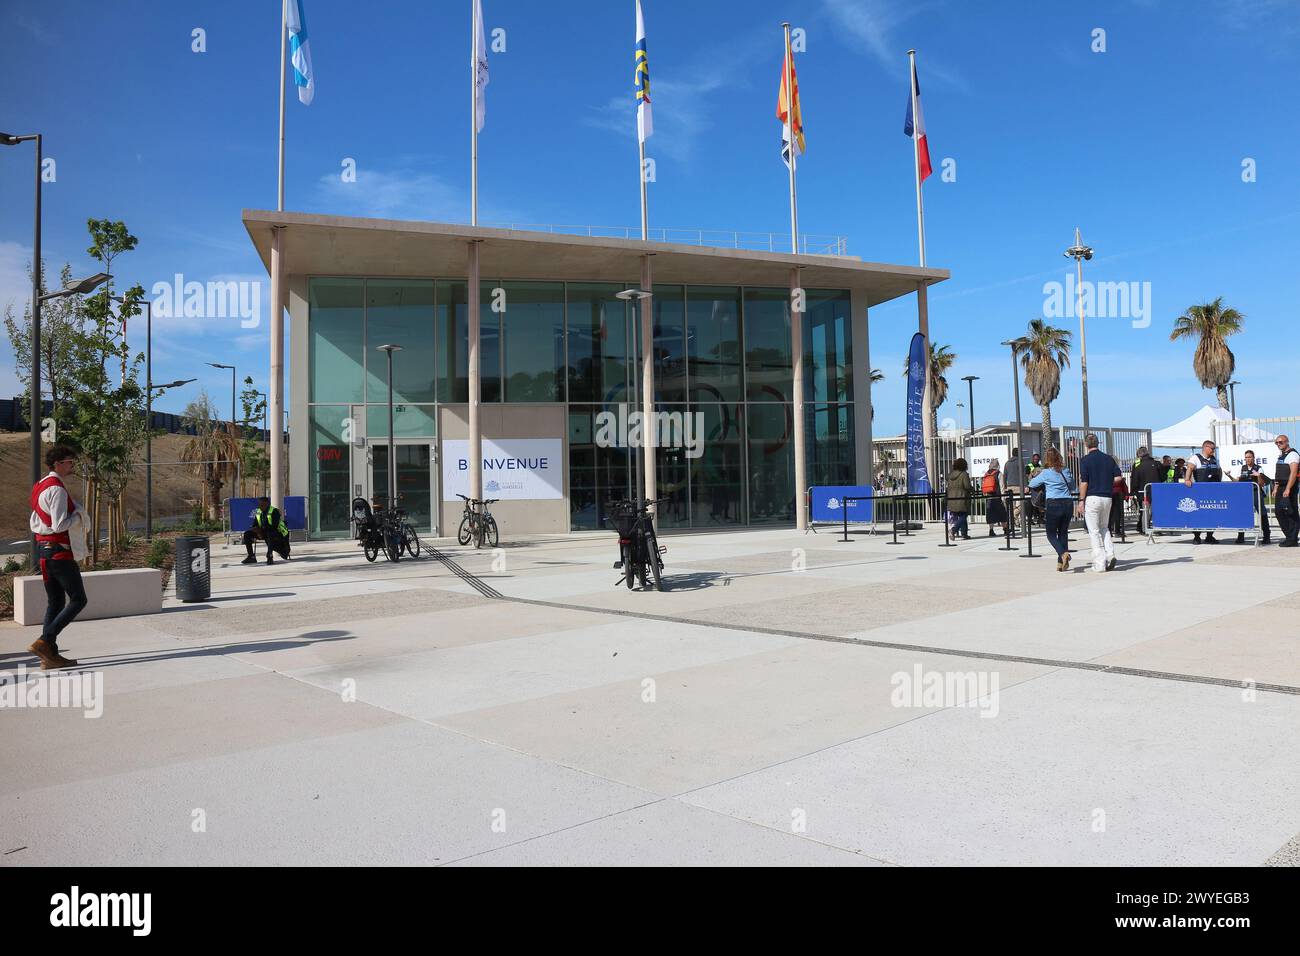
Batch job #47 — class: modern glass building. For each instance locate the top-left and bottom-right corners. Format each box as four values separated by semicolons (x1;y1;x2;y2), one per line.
243;212;947;538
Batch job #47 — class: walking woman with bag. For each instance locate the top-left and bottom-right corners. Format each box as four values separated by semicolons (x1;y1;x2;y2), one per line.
945;459;973;539
982;459;1009;537
1029;447;1075;571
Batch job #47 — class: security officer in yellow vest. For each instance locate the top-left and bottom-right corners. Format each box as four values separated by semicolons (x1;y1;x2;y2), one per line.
242;496;292;564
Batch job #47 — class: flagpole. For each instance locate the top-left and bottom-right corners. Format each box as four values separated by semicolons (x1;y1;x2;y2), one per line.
471;0;479;226
908;50;936;502
908;49;925;268
269;0;288;509
277;0;287;212
783;22;799;254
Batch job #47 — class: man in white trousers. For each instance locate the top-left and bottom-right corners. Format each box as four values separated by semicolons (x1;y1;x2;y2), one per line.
1076;433;1122;572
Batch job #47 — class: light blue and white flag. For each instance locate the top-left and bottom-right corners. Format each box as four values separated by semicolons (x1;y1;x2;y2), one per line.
286;0;314;106
474;0;489;132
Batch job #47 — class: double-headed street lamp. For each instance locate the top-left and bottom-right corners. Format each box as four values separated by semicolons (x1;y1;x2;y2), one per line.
145;377;196;538
207;362;237;428
1064;228;1095;433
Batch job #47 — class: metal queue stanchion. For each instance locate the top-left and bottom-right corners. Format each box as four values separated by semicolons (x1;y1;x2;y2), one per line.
1019;491;1041;558
938;489;958;548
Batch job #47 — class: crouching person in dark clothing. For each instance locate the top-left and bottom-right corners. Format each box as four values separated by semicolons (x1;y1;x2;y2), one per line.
242;497;291;564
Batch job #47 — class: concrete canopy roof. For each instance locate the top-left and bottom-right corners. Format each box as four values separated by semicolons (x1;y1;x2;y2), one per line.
242;210;948;307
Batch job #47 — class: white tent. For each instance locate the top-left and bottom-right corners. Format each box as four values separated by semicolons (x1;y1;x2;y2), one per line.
1153;404;1275;448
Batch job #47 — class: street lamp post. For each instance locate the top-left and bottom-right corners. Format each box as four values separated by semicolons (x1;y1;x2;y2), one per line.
1002;340;1030;544
1228;380;1241;445
148;378;196;536
1064;228;1095;433
376;345;402;510
961;375;979;438
616;288;654;506
207;363;236;429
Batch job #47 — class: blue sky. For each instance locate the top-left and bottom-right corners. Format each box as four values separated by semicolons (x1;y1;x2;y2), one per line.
2;0;1298;435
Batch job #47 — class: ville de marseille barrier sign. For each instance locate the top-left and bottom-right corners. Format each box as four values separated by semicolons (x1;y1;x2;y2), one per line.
1148;482;1257;533
810;486;873;525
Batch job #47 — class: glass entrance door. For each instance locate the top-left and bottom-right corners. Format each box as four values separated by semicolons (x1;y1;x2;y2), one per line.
371;443;434;532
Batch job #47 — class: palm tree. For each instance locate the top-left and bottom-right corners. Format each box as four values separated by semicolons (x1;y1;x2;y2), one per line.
181;391;242;522
1012;319;1072;451
903;343;956;434
868;367;883;420
1169;297;1244;409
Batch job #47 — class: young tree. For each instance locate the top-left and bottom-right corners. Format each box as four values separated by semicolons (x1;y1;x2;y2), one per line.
238;375;269;496
4;262;88;429
181;390;241;522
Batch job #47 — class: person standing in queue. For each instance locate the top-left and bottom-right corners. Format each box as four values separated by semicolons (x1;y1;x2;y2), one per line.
28;445;87;670
945;459;972;540
1233;449;1271;545
1273;435;1300;548
1184;440;1223;544
1129;446;1162;535
1029;447;1074;571
1077;433;1121;572
242;496;292;564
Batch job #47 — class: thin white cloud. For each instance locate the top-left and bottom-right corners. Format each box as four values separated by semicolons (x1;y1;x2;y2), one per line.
312;166;467;221
821;0;966;90
0;241;32;320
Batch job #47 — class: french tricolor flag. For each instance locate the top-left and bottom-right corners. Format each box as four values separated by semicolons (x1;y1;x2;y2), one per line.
904;60;931;182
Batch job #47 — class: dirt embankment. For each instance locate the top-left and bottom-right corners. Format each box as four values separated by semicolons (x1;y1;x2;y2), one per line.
1;431;256;545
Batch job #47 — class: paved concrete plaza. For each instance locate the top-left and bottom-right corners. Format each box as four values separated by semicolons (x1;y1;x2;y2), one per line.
3;523;1298;866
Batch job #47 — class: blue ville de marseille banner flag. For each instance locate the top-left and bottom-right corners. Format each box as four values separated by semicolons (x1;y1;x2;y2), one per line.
905;331;931;494
287;0;314;105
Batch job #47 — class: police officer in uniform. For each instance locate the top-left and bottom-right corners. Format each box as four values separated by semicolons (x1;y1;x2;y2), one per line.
242;496;292;564
1273;435;1300;548
1183;440;1223;544
1233;449;1271;545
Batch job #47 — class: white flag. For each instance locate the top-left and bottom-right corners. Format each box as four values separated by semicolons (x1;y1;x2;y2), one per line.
474;0;489;133
286;0;314;106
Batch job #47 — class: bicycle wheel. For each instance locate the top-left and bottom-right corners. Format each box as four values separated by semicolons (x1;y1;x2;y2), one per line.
457;515;472;546
402;523;421;558
363;538;379;562
622;543;635;590
483;514;499;548
646;530;663;592
384;529;402;562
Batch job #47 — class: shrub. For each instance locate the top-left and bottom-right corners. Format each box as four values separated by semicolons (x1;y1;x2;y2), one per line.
145;538;173;569
2;555;25;574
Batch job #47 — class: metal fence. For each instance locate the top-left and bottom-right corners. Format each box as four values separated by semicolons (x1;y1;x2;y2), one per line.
481;222;850;256
1210;416;1298;449
1058;426;1152;486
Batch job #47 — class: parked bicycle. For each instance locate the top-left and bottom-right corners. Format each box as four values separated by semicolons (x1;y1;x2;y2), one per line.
351;495;421;562
456;493;499;549
609;497;666;591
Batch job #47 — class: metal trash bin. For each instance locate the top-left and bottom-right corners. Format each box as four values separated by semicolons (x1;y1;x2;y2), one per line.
174;535;212;603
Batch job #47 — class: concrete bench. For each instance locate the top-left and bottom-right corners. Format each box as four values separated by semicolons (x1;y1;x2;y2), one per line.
13;567;163;626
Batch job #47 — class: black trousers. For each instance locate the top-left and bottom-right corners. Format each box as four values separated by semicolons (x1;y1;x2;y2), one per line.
39;546;87;646
1044;499;1072;559
1276;490;1299;544
244;529;291;559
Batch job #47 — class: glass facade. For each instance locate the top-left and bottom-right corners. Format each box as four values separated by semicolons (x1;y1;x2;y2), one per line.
307;278;856;533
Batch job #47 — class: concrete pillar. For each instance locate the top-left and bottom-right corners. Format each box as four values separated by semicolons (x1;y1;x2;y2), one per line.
640;255;656;504
468;240;483;503
791;266;807;530
850;289;872;484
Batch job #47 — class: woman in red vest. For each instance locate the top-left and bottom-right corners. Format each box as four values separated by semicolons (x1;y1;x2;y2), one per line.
28;444;87;669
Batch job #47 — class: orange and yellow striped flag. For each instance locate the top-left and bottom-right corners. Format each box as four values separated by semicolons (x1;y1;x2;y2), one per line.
776;33;804;168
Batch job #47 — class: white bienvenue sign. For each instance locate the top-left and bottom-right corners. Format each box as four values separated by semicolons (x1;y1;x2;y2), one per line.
966;444;1009;480
441;438;563;501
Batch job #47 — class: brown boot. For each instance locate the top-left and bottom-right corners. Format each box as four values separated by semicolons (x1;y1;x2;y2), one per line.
47;650;79;669
28;639;59;668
